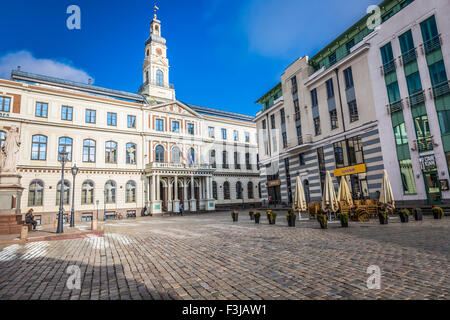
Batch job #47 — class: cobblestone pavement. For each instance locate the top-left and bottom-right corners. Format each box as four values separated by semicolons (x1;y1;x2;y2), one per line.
0;211;449;300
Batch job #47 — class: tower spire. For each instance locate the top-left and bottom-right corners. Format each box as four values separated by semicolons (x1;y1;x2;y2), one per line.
154;2;159;20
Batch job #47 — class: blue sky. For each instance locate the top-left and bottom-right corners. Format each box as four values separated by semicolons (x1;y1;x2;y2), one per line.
0;0;375;116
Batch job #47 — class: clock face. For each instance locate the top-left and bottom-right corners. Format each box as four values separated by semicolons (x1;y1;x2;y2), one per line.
156;48;163;56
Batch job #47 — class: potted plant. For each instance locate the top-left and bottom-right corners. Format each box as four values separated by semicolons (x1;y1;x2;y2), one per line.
338;211;349;228
412;208;423;221
269;211;277;225
249;211;255;220
399;209;410;223
287;210;296;227
266;210;272;221
432;206;444;220
254;211;261;224
378;209;389;225
317;211;328;229
231;210;239;222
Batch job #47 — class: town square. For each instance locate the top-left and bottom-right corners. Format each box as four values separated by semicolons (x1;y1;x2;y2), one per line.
0;0;449;305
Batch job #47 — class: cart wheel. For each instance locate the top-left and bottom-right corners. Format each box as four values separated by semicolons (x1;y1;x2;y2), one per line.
358;211;370;222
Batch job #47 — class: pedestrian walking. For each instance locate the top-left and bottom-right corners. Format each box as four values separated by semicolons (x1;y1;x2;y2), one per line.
179;204;183;216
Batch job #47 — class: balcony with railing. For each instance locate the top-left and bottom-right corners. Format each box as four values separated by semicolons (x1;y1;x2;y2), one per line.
401;48;417;65
235;164;241;170
246;164;252;170
388;99;403;114
431;80;450;99
422;35;442;55
408;90;425;107
146;162;213;171
382;60;396;75
417;136;434;153
138;80;175;93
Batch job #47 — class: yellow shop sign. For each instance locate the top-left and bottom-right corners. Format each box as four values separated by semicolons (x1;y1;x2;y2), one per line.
334;164;367;177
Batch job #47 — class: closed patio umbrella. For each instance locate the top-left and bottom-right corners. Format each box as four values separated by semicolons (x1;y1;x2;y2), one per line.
322;171;339;219
379;170;395;213
338;177;353;207
293;176;307;220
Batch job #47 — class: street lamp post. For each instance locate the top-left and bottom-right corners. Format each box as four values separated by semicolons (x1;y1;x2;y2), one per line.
57;148;69;234
104;190;107;221
70;164;79;227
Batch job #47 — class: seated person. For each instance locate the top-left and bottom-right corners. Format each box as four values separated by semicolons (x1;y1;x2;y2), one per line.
25;209;38;230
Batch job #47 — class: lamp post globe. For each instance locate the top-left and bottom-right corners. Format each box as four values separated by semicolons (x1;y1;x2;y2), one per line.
70;164;79;228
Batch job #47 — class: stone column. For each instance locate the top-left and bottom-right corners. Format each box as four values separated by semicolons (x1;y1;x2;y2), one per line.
151;175;155;202
183;179;189;211
173;176;179;213
156;175;161;201
189;175;197;212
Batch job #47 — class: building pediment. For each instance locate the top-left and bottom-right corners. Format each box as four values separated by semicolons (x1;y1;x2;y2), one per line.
149;101;203;119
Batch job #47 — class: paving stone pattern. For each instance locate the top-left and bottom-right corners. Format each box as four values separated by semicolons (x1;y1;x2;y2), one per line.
0;212;449;300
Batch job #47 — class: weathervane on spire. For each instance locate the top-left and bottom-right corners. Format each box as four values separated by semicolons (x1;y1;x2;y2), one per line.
154;1;159;19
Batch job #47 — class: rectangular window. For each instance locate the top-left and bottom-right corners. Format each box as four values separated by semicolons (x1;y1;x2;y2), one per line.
399;159;417;195
61;106;73;121
155;119;164;131
343;67;354;89
380;43;396;74
399;30;416;58
406;72;423;95
246;153;251;170
127;115;136;128
326;79;334;99
234;152;240;169
208;127;215;138
0;96;11;113
330;109;338;129
221;128;227;140
85;109;96;123
107;112;117;126
314;117;321;136
291;76;298;94
394;123;408;146
346;39;355;54
438;110;450;135
262;120;266;130
233;130;239;141
428;60;448;87
172;121;180;133
311;89;318;107
386;82;401;103
187;123;195;135
420;15;439;47
348;100;359;122
347;136;364;166
222;151;228;168
36;102;48;118
245;132;250;143
294;99;300;120
317;147;326;192
329;52;336;66
299;153;305;166
334;142;345;168
270;114;276;129
282;132;287;148
280;109;286;125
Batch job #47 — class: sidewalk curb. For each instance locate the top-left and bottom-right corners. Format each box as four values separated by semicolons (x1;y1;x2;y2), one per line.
0;230;104;246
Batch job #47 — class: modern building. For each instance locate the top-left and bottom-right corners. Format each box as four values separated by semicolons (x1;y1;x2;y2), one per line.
0;12;261;226
255;0;449;207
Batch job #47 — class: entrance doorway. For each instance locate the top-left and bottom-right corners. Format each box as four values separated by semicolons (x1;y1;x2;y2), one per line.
424;171;442;204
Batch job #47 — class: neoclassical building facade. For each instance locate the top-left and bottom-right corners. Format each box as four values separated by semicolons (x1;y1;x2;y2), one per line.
0;13;260;225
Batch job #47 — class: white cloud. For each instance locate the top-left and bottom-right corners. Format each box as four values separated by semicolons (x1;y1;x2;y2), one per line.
0;50;93;83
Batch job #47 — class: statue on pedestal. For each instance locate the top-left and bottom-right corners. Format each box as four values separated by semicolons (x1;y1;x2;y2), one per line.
0;126;21;173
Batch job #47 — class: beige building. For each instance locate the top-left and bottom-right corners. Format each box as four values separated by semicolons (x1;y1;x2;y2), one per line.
0;13;260;226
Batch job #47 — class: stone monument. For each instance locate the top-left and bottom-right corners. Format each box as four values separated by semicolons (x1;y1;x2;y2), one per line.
0;126;25;235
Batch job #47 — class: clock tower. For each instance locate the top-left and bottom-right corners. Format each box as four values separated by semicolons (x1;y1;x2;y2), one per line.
139;7;176;104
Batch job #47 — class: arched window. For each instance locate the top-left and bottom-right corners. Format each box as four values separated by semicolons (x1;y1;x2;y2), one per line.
83;139;96;163
126;143;137;164
188;148;195;165
105;180;116;203
248;182;254;199
172;147;181;164
31;135;47;160
236;181;243;199
126;181;137;203
58;137;73;161
0;130;5;148
56;180;70;205
223;182;230;200
105;141;117;164
156;70;164;86
155;145;165;163
212;181;218;200
81;181;94;204
28;180;44;206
